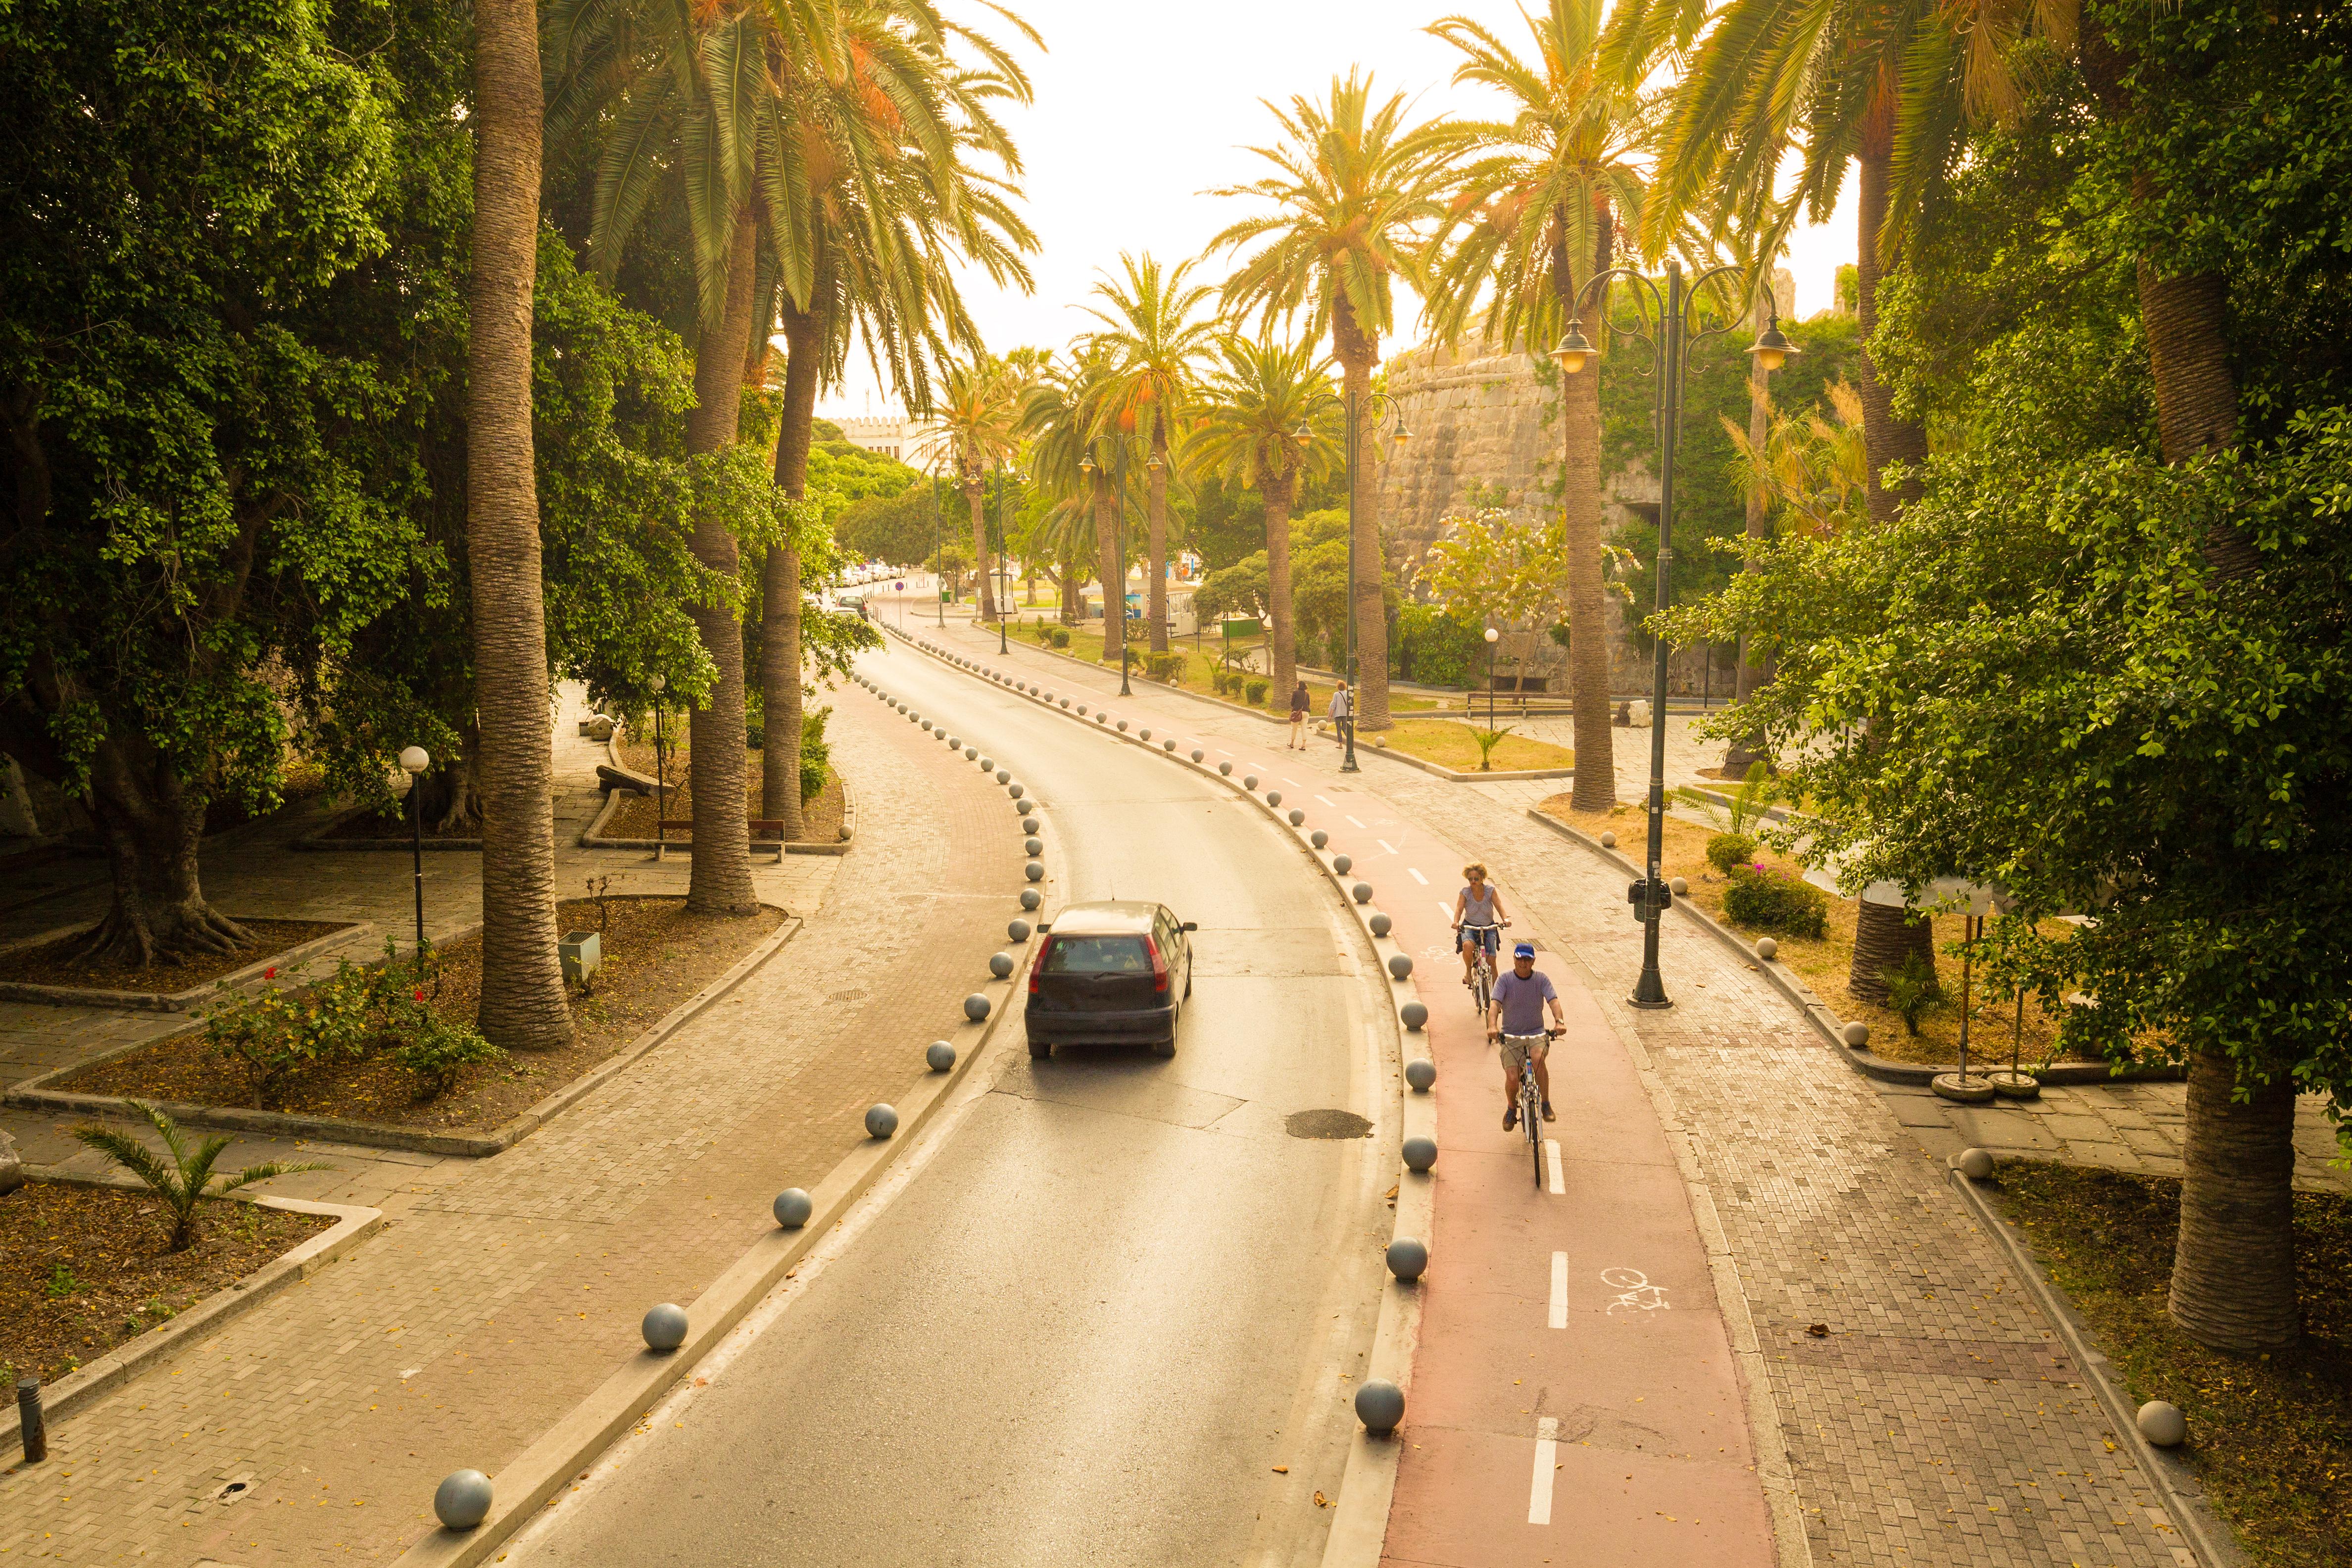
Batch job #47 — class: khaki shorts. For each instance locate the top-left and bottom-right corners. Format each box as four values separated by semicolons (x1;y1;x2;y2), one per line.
1500;1033;1550;1075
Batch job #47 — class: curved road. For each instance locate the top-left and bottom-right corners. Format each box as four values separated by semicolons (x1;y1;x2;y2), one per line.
509;642;1396;1568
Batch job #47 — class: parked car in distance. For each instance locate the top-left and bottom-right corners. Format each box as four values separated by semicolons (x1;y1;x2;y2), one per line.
1025;901;1195;1058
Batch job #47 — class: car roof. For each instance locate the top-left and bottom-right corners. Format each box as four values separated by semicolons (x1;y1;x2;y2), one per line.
1046;900;1163;933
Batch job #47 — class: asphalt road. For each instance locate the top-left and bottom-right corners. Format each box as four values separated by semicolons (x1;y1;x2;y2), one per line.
510;640;1395;1568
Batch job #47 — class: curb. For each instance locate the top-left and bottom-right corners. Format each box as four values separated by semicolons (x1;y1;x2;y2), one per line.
388;683;1045;1568
1947;1167;2247;1568
5;913;805;1158
1522;808;2184;1089
883;622;1433;1568
0;922;373;1013
0;1179;382;1450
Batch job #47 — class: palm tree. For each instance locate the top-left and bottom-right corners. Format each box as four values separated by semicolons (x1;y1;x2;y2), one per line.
465;0;575;1050
1080;253;1219;655
1186;335;1342;701
1210;71;1449;731
923;354;1032;626
1422;0;1652;813
1022;345;1138;659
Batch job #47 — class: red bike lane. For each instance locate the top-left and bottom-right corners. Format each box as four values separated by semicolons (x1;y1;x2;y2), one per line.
897;625;1775;1566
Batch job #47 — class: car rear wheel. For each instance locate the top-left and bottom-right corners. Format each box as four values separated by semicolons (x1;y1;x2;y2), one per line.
1029;1039;1051;1059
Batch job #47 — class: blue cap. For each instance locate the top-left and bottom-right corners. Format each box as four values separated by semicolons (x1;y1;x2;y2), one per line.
1513;941;1536;959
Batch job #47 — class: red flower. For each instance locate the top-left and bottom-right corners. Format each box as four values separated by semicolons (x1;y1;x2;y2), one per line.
413;988;425;1002
264;967;278;980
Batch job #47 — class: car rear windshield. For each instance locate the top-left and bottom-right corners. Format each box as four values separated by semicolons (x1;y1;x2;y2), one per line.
1042;935;1150;974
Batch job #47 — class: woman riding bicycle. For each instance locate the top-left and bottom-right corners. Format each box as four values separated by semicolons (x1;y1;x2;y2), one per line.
1452;863;1512;984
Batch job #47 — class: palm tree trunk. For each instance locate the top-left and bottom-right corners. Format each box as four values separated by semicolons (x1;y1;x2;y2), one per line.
1146;425;1170;654
1559;213;1617;813
1265;464;1299;700
1848;898;1936;1005
1727;275;1776;776
682;211;760;916
762;302;822;833
2170;1045;2300;1349
967;477;996;622
464;0;572;1051
1331;296;1391;731
1855;132;1930;525
1094;479;1123;663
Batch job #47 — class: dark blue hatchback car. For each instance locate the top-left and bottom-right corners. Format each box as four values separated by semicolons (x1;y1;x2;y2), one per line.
1024;900;1195;1058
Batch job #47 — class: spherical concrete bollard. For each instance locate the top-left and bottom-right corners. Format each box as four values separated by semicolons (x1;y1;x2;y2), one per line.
1025;860;1045;882
1218;762;1232;776
1191;749;1205;762
773;1187;813;1228
1332;854;1353;875
1164;739;1177;752
641;1302;688;1352
1117;720;1128;732
1599;830;1617;848
1952;1147;1995;1181
1266;790;1282;807
1008;782;1025;799
1670;876;1688;896
434;1469;494;1530
965;747;979;760
1096;713;1107;724
1062;698;1072;709
1355;1379;1405;1436
1008;918;1032;942
1843;1020;1870;1048
1288;809;1305;826
1387;953;1413;980
1242;774;1258;790
1021;815;1039;834
989;952;1015;979
1310;829;1328;849
1402;1134;1438;1171
980;757;994;772
865;1103;899;1138
1139;728;1151;741
995;768;1011;784
1025;836;1043;856
1755;937;1778;961
1401;1000;1428;1031
1020;887;1042;911
927;1040;957;1072
2138;1401;2187;1448
1386;1237;1429;1283
1353;882;1374;904
1369;912;1392;937
1076;703;1086;714
964;993;992;1021
1405;1057;1436;1091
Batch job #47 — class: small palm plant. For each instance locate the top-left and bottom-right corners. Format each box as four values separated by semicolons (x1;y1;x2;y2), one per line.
1672;761;1784;870
73;1101;329;1252
1472;725;1517;771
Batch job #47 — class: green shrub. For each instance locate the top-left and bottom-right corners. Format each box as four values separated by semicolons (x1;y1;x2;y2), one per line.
394;1017;503;1097
1245;678;1270;705
1706;833;1758;875
1210;667;1232;696
1884;951;1942;1037
800;706;832;803
1049;627;1070;648
1144;652;1186;684
71;1100;328;1251
1721;865;1828;938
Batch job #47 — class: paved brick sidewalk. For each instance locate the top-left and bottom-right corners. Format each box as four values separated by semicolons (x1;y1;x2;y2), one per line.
0;671;1027;1566
925;620;2207;1568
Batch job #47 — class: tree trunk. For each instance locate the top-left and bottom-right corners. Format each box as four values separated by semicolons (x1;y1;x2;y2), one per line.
967;475;996;622
762;301;822;834
682;211;760;916
1855;131;1930;525
1146;423;1170;654
1726;275;1775;776
72;739;249;969
1848;897;1936;1005
1331;293;1391;730
1094;477;1124;663
1558;210;1617;812
464;0;573;1050
2167;1046;2300;1349
1265;462;1299;700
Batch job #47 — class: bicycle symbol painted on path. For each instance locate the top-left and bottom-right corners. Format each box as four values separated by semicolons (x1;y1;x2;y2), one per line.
1601;1267;1671;1314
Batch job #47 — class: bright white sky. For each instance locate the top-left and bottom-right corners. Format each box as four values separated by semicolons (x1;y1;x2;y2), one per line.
814;0;1856;420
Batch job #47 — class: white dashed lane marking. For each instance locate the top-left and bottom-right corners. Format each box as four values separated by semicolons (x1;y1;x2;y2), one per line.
1548;1253;1568;1329
1345;816;1366;829
1528;1416;1560;1524
1544;1139;1564;1195
1434;901;1454;922
1316;795;1336;807
1407;867;1428;885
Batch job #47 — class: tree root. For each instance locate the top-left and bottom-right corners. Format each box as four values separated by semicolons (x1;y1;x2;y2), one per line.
63;902;252;973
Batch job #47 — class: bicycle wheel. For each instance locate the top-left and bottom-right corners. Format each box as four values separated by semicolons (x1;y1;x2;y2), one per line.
1525;1082;1544;1186
1475;960;1492;1016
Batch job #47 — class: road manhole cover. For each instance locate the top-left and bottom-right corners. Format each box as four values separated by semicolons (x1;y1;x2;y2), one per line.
1286;1109;1373;1139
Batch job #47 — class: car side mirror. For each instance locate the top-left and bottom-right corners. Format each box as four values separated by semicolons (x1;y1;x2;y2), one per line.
1180;922;1197;932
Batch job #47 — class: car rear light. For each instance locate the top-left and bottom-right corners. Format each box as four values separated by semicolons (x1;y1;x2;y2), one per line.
1146;934;1170;994
1029;938;1052;995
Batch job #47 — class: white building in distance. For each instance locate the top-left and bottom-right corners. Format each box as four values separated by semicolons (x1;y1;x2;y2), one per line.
833;414;945;472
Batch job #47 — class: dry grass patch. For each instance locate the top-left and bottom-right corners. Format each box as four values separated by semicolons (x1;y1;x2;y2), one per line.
605;740;844;843
1372;720;1574;773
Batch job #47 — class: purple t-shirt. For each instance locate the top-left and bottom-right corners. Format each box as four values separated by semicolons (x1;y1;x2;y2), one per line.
1492;969;1558;1035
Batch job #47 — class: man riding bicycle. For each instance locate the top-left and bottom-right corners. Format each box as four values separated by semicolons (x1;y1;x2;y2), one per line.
1489;941;1565;1129
1451;863;1512;985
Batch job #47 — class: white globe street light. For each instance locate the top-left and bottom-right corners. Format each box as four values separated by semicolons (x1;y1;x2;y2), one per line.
399;747;430;954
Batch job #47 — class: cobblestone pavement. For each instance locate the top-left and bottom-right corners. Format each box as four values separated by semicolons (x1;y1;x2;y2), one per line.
0;672;1028;1566
925;619;2207;1568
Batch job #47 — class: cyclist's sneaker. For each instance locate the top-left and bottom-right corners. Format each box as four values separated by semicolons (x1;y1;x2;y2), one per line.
1503;1104;1519;1131
1542;1100;1557;1122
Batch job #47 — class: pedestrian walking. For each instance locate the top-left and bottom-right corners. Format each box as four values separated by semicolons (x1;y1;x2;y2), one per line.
1287;679;1311;748
1327;679;1354;754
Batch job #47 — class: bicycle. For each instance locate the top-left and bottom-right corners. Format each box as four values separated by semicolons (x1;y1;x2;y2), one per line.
1459;920;1508;1015
1498;1028;1561;1187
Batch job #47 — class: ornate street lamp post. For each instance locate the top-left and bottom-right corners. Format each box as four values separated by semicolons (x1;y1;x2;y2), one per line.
649;673;667;863
1484;624;1501;749
1294;391;1409;773
1552;257;1799;1011
394;746;431;952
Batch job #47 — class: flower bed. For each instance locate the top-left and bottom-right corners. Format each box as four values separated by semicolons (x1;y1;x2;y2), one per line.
0;919;350;994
